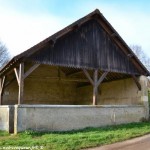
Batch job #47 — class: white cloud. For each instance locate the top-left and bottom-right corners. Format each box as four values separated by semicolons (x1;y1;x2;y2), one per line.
0;8;71;56
0;1;150;59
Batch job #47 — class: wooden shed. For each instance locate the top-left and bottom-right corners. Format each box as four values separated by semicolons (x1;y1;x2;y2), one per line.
0;9;149;133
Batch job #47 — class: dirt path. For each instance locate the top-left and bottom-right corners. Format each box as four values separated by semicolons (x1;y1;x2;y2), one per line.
87;134;150;150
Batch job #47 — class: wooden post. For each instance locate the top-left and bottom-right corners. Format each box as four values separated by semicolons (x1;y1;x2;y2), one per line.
0;78;2;105
83;69;94;85
93;69;98;105
0;76;6;105
14;63;39;104
83;69;108;106
14;68;20;85
18;63;24;104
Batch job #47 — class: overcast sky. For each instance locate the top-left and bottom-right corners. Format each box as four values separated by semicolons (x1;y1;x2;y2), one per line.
0;0;150;57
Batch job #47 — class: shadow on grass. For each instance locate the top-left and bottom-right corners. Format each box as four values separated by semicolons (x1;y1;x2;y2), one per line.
22;122;150;137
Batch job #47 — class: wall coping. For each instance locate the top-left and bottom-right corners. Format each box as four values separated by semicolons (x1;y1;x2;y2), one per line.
10;104;145;108
0;105;14;108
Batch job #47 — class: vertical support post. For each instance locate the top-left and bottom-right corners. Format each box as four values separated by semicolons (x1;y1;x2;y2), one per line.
0;76;6;105
83;69;108;106
139;75;149;120
0;78;2;105
93;69;98;105
18;63;24;104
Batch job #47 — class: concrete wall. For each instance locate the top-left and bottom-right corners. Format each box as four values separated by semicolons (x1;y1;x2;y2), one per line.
14;105;146;133
0;105;14;132
1;75;149;133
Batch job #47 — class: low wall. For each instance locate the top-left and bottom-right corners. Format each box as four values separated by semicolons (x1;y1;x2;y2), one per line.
0;105;14;132
14;105;147;133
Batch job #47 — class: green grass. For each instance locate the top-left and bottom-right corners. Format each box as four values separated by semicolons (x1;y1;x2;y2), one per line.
0;122;150;150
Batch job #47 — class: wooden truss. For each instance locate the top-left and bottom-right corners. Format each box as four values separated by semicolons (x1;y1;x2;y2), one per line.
14;63;40;104
83;69;108;105
0;63;142;105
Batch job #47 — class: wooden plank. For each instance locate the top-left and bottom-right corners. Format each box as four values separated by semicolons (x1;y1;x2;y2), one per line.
96;19;145;75
96;72;109;87
14;68;19;85
93;69;98;105
18;63;24;104
24;64;40;79
83;69;94;85
132;75;141;90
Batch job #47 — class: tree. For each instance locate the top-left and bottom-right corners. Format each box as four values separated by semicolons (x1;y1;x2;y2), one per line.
0;41;10;69
130;45;150;71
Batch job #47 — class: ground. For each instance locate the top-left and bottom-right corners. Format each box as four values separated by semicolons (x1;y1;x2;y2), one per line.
0;122;150;150
88;134;150;150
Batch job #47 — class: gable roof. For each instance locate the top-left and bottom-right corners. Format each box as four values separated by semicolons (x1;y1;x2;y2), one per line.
0;9;149;77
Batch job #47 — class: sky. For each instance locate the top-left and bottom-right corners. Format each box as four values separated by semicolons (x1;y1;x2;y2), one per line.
0;0;150;57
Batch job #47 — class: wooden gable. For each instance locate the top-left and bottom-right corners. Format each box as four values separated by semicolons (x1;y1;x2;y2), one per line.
29;19;139;75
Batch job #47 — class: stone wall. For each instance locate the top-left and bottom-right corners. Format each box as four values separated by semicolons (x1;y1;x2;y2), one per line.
14;105;146;133
3;65;77;105
76;78;142;105
2;65;144;105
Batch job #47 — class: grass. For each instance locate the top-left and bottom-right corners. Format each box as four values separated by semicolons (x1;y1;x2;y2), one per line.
0;122;150;150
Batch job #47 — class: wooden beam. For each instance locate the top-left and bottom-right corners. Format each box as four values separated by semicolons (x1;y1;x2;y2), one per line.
24;64;40;79
1;76;6;90
96;72;109;87
0;76;6;105
132;75;141;90
18;63;24;104
93;69;98;105
83;69;94;85
14;68;19;85
66;70;82;77
28;76;90;82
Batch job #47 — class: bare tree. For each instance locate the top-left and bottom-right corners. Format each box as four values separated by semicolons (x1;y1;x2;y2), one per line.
0;41;10;69
130;45;150;71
